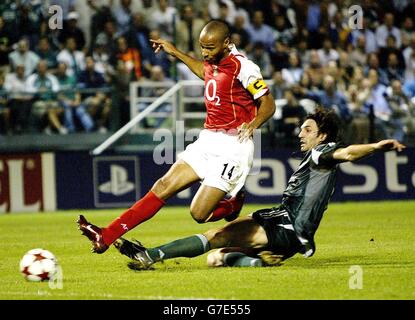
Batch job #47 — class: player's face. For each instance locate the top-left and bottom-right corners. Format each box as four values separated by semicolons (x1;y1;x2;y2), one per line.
199;32;229;64
298;119;326;152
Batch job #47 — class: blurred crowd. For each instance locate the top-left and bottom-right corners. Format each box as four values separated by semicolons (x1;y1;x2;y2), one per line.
0;0;415;145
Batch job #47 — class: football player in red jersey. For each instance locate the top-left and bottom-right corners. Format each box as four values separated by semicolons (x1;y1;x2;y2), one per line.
78;20;276;254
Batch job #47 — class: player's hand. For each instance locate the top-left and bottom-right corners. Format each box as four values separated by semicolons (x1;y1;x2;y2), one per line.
258;251;284;267
375;139;406;152
150;38;176;55
237;122;255;142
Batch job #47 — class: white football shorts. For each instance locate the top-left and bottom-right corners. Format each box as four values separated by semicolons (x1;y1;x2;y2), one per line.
178;129;254;196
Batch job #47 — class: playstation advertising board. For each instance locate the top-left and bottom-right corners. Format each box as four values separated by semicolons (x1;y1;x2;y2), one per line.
0;148;414;212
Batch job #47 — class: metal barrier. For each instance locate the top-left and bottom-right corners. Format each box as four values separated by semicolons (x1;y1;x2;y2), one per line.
93;79;276;155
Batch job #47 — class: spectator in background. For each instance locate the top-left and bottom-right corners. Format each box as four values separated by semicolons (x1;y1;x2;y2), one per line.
325;60;348;93
295;36;309;65
400;16;414;49
113;36;142;81
270;70;288;100
383;53;405;84
0;74;10;135
233;0;250;28
216;1;232;25
111;59;131;127
230;33;247;56
0;1;19;46
58;11;86;52
112;0;133;37
403;77;415;98
248;42;272;79
175;4;205;59
208;0;236;25
270;40;289;72
137;65;174;128
365;68;391;139
8;38;40;77
78;56;110;133
39;12;62;52
317;37;339;67
124;12;151;60
346;82;371;144
376;13;402;48
246;10;276;52
278;89;307;145
0;16;13;74
304;0;327;49
348;35;367;67
273;14;296;47
350;16;378;54
385;79;413;141
378;35;405;70
87;1;113;47
95;20;118;59
365;53;389;86
139;0;157;26
403;34;415;82
16;2;42;49
91;37;114;77
141;29;171;79
56;62;94;133
57;37;85;79
26;60;67;134
36;37;58;73
306;74;351;128
149;0;177;42
281;51;303;85
230;15;250;52
304;50;325;89
4;64;32;134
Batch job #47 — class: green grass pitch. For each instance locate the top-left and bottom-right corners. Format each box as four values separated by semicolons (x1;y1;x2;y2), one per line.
0;201;414;300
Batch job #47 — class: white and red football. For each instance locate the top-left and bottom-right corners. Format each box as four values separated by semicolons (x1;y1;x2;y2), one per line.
19;249;58;282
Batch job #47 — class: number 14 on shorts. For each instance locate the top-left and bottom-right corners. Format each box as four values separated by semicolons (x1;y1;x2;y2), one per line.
221;163;235;180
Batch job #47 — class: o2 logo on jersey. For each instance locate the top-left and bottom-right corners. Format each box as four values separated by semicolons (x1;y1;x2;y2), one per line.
205;79;221;106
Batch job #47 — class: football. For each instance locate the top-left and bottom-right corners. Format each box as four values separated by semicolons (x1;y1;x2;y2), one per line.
19;249;59;282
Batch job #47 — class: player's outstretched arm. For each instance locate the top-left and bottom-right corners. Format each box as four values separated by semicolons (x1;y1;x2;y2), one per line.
238;93;276;142
150;38;204;80
332;139;406;162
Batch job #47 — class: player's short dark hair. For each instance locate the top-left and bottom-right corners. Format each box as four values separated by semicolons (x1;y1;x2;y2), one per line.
306;107;340;143
204;19;231;41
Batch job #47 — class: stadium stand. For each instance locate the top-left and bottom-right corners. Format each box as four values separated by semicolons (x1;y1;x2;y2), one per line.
1;0;415;152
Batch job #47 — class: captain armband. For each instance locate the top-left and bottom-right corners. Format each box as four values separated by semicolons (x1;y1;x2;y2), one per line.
246;79;268;97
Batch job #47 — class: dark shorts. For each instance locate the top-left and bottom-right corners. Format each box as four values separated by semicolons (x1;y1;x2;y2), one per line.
251;207;303;259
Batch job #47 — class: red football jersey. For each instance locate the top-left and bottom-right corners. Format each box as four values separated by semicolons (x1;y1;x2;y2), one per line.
203;45;269;131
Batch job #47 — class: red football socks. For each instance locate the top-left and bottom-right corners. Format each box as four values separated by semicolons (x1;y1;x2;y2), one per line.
207;197;235;222
102;191;165;245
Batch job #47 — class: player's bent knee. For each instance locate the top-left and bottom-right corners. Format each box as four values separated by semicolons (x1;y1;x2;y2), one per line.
152;176;174;199
190;211;208;224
